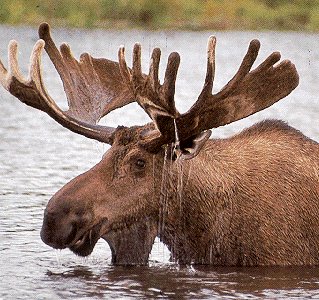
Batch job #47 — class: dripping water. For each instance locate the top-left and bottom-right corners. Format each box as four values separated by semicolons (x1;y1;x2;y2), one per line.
150;154;168;263
173;119;181;158
55;249;62;266
174;119;186;262
173;119;184;209
157;119;186;263
158;145;169;236
156;144;172;263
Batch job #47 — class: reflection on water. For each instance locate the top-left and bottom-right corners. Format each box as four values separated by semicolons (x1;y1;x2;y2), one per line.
0;25;318;299
38;265;319;299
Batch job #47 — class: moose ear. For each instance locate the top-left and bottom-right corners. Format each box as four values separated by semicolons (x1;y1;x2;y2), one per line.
179;130;212;160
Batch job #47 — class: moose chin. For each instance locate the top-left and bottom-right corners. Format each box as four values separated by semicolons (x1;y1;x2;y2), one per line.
1;23;318;266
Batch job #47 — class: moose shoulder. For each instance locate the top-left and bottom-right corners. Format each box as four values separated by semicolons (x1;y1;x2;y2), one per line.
1;23;318;266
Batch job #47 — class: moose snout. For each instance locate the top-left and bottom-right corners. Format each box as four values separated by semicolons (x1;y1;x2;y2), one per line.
40;204;91;249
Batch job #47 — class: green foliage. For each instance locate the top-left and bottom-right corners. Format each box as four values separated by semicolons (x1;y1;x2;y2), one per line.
0;0;318;31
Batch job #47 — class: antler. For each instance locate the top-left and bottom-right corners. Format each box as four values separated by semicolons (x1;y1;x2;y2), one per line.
117;41;216;158
0;23;137;144
117;43;180;133
38;23;136;123
142;36;299;152
0;24;299;157
182;36;299;133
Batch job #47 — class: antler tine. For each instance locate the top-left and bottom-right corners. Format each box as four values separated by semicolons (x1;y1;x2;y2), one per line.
149;48;161;91
251;50;281;74
217;39;260;99
29;40;51;100
7;39;49;111
118;45;132;84
132;43;142;82
8;41;26;84
60;43;76;68
200;36;216;98
162;52;180;117
38;23;66;82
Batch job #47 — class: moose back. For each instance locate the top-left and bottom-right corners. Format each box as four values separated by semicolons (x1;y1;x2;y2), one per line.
1;23;318;266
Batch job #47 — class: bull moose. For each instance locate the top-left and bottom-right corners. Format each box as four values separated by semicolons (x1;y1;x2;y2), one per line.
1;23;318;266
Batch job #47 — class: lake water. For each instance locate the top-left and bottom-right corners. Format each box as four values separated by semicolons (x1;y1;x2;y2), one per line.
0;25;318;299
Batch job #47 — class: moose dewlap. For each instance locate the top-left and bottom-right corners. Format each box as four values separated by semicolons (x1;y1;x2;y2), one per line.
1;23;318;266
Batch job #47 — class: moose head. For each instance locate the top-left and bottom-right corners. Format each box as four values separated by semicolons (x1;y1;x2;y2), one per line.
3;23;316;266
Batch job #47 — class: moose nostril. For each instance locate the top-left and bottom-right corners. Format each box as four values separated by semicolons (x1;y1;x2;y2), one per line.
41;219;79;248
40;203;93;249
64;222;78;245
41;208;82;247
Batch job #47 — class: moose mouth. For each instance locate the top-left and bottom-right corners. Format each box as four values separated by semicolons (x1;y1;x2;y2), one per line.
68;221;106;257
67;219;138;257
62;212;158;267
68;218;157;266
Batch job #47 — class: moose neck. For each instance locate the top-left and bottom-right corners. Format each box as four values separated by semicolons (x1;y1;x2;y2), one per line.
157;142;232;265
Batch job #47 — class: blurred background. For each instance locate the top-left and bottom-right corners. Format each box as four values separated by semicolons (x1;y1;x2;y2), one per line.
1;0;319;31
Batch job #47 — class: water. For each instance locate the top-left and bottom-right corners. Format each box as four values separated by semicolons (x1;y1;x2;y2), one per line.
0;25;318;299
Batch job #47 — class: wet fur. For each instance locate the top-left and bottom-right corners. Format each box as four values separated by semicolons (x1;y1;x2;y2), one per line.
159;120;319;265
41;119;319;266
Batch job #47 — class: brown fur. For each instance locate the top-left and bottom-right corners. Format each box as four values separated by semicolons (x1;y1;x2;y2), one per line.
41;120;319;266
160;120;319;265
0;23;307;266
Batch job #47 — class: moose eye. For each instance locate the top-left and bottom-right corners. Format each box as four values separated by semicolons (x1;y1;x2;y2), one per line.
135;159;146;169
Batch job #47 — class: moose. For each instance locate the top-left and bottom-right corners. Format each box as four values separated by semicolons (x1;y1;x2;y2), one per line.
1;23;318;266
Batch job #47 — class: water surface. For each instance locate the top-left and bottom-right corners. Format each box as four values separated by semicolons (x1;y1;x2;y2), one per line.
0;25;318;299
